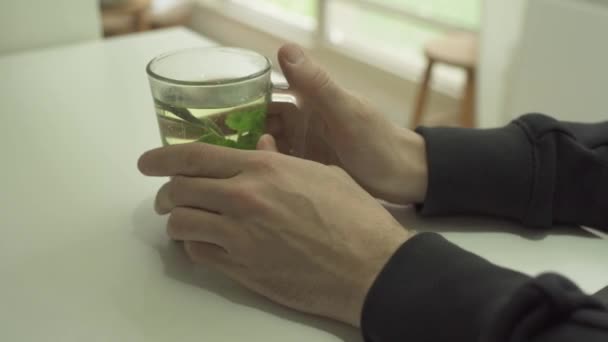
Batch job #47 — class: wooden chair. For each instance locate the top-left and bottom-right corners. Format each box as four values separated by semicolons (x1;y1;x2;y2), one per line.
101;0;194;37
101;0;151;37
410;32;478;128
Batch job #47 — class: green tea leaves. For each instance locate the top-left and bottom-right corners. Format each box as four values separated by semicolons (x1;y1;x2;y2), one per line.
198;131;237;148
156;98;266;150
226;107;266;134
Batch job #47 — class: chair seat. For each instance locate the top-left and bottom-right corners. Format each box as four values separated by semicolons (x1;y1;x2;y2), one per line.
424;32;478;69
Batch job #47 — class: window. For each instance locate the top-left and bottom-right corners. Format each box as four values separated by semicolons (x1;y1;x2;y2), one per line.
212;0;481;81
245;0;317;21
327;0;444;61
230;0;317;30
372;0;481;29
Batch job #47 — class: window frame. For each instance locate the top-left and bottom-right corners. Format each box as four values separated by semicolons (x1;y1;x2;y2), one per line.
223;0;477;38
198;0;479;95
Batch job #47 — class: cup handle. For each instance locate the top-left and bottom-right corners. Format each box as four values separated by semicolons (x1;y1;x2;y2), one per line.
271;83;298;106
269;83;307;156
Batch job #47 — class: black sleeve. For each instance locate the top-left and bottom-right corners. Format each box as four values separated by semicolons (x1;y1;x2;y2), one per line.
361;233;608;342
360;114;608;341
415;113;608;231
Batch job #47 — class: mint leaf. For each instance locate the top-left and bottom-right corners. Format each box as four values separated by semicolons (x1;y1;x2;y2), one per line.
236;132;262;150
225;106;265;133
196;105;266;150
198;132;236;148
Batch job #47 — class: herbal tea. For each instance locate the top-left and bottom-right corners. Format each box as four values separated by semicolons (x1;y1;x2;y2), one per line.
155;95;267;149
147;47;273;149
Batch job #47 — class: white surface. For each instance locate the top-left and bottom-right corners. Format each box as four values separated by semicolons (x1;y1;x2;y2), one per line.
0;0;101;55
0;27;358;342
388;207;608;296
0;27;607;342
506;0;608;122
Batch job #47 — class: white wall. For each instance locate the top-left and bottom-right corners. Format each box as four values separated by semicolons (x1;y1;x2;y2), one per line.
477;0;528;127
0;0;101;55
506;0;608;123
478;0;608;127
188;3;459;127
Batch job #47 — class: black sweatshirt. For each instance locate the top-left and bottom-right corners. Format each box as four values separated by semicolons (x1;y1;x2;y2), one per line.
361;114;608;342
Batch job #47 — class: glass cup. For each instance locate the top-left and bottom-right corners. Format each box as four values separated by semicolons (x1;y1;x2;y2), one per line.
146;47;292;149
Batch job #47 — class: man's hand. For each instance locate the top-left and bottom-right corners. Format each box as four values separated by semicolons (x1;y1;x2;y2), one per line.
138;142;411;327
266;44;428;204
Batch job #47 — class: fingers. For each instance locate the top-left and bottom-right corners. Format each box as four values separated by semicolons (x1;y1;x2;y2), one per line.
256;134;278;152
168;207;236;249
184;240;240;271
155;176;234;214
138;143;245;178
277;44;348;114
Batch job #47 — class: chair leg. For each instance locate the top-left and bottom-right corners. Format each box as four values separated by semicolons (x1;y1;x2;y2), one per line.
134;10;150;32
461;68;476;128
410;59;434;129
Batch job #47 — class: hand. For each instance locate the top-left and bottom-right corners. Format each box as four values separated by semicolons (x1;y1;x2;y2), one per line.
266;44;428;204
138;141;411;326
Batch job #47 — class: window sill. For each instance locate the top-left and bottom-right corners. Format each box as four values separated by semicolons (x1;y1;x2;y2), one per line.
322;40;465;97
196;0;464;98
197;0;316;47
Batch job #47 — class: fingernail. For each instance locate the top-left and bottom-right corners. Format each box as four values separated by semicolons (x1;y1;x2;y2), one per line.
137;155;149;174
283;44;304;64
256;134;269;150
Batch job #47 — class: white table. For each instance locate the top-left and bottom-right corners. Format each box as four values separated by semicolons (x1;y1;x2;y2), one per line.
0;28;606;342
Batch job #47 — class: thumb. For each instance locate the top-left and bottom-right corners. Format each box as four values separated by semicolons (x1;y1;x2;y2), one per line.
256;134;279;152
278;44;349;114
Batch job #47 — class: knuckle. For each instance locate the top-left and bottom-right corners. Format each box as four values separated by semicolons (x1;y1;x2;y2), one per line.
167;176;189;204
167;208;188;238
230;180;270;214
309;67;333;95
329;164;346;174
231;181;258;202
329;165;352;181
184;241;200;261
248;153;278;174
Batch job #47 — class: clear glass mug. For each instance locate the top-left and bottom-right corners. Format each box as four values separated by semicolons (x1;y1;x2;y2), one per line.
146;47;294;149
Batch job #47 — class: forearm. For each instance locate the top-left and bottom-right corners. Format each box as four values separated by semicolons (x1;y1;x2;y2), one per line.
415;114;608;231
361;115;608;340
361;233;608;342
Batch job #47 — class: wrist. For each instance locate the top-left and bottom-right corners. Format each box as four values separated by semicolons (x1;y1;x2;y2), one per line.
405;130;428;203
386;128;428;204
343;227;415;327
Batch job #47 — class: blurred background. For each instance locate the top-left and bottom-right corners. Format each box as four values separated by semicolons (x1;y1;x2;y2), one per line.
1;0;606;128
